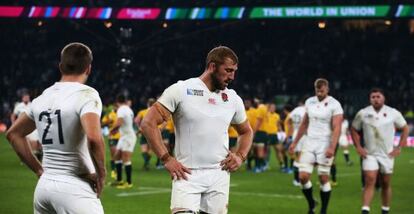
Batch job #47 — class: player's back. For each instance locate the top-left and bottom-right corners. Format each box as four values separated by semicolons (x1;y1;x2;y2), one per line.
117;105;135;136
29;82;102;181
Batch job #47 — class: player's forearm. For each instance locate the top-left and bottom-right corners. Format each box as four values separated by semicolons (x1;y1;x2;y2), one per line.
398;125;409;147
293;120;307;145
236;130;253;158
89;136;106;177
7;132;43;176
330;127;341;148
141;120;169;158
350;128;362;148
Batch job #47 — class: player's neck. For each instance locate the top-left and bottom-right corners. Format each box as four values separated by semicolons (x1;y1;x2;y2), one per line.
373;105;384;112
60;75;87;84
199;73;216;92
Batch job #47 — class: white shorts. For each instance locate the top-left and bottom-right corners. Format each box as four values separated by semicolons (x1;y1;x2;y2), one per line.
363;154;394;174
338;136;349;147
27;130;39;142
298;139;333;175
294;136;306;152
34;177;103;214
171;168;230;214
116;134;137;152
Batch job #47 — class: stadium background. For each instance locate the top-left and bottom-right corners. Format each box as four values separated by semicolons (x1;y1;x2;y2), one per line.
1;0;414;213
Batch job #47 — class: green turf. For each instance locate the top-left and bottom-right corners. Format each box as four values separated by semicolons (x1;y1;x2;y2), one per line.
1;133;413;213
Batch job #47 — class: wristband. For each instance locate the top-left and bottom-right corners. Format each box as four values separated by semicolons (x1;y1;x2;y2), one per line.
236;152;247;162
160;153;172;164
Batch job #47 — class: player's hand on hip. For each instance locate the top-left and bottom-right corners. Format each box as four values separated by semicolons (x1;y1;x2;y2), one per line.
388;147;401;158
288;143;296;156
325;147;335;158
164;157;191;180
220;152;242;172
356;146;367;159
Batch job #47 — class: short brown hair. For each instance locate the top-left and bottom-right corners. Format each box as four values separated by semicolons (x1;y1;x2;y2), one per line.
314;78;329;89
60;42;93;75
205;46;238;68
369;87;385;97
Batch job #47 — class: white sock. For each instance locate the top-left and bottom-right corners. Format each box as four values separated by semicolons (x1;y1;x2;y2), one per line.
320;182;332;192
362;206;370;211
302;181;312;189
381;206;390;211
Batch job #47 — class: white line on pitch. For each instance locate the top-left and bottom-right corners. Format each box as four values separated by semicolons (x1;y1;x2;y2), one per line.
231;192;303;199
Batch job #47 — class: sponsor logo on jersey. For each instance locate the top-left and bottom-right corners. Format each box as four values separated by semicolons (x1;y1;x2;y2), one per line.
208;98;216;105
187;89;204;96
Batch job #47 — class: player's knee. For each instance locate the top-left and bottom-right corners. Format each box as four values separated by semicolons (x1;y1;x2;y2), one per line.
299;173;310;183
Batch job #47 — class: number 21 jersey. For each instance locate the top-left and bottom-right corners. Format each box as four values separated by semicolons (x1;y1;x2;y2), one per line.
27;82;102;180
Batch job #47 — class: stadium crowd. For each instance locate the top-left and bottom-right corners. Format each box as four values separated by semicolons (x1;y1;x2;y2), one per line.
2;19;414;128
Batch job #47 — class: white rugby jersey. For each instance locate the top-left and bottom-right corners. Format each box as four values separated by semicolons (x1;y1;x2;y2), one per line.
116;105;135;136
27;82;102;181
305;96;343;141
290;106;306;139
158;78;247;169
13;102;31;117
340;119;349;138
352;105;406;155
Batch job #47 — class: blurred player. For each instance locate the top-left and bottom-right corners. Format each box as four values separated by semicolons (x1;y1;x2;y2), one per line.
111;94;137;189
290;99;306;186
253;100;269;173
339;117;353;166
141;46;253;213
281;104;294;174
228;125;238;152
266;103;284;171
351;88;408;214
245;98;257;170
7;42;105;213
135;98;156;170
11;92;42;161
289;78;343;214
101;104;120;179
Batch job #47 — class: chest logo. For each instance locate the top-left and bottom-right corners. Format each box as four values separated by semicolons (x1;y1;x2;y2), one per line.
383;113;387;117
208;98;216;105
187;89;204;96
221;93;228;102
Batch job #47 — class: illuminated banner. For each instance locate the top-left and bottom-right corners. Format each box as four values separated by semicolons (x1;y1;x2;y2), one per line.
86;7;112;19
189;7;213;19
116;8;160;19
165;8;189;20
250;6;390;18
61;7;87;19
28;6;60;18
214;7;245;19
0;6;24;17
395;5;414;17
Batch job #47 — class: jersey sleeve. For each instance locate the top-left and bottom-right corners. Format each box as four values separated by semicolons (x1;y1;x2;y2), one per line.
231;95;247;124
352;110;363;131
78;90;103;117
158;82;182;113
12;104;20;115
332;100;344;116
393;109;407;129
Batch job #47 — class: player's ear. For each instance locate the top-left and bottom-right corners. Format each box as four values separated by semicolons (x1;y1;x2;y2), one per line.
85;65;92;76
58;62;63;74
207;62;216;72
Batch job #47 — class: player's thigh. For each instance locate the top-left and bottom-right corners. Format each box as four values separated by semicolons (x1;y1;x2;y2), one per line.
362;155;380;172
200;170;230;214
171;172;205;212
298;151;315;174
316;152;333;175
377;155;394;174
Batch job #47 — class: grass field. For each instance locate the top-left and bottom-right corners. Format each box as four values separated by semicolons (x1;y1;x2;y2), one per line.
0;133;413;214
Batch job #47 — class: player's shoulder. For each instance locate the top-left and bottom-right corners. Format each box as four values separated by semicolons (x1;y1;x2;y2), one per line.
223;88;242;102
384;105;402;115
327;96;341;105
305;96;317;105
